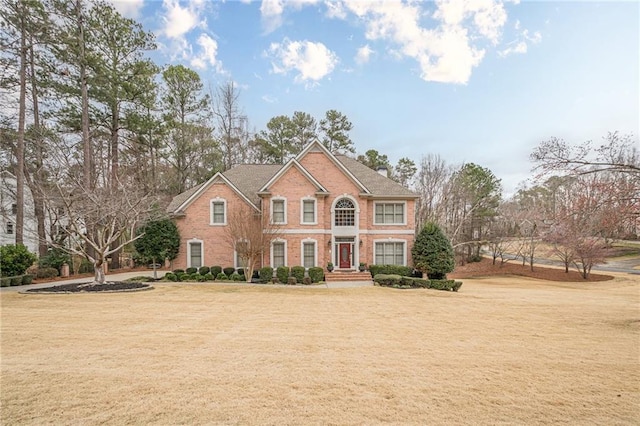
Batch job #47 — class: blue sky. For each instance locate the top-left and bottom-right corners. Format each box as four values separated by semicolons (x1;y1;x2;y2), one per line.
111;0;639;196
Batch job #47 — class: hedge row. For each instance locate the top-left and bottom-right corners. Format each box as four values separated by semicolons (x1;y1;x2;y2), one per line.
373;274;462;291
257;266;324;284
165;269;246;282
368;264;414;278
0;274;34;287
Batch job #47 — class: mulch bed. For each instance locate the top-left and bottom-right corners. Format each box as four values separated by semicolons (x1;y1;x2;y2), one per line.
26;282;153;293
449;258;613;282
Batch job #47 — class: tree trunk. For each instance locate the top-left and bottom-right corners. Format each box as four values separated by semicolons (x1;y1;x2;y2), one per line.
93;260;106;284
15;5;27;246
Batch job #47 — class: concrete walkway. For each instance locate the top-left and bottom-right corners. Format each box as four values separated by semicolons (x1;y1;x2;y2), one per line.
1;270;373;293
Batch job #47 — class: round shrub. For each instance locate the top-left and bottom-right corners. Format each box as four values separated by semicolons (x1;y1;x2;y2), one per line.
287;276;297;285
210;266;222;276
0;245;37;277
204;273;215;281
223;267;235;276
22;275;34;285
185;267;198;274
197;275;207;282
175;272;186;282
412;222;455;280
291;266;305;283
36;267;59;279
164;272;177;282
216;272;228;280
303;276;312;285
308;267;324;283
230;272;244;281
237;268;245;276
276;266;290;284
198;266;210;275
259;267;273;283
38;247;71;273
173;269;185;274
188;273;199;281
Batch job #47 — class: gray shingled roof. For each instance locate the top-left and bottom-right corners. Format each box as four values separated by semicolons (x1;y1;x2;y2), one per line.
167;154;417;213
222;164;282;205
335;154;419;197
166;182;204;213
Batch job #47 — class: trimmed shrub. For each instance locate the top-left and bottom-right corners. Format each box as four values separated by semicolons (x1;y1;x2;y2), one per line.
210;266;222;276
412;222;455;280
36;267;59;279
164;272;177;282
197;275;207;282
204;273;215;281
188;273;199;281
216;272;228;280
287;276;297;285
10;276;23;286
223;267;235;276
430;279;462;291
276;266;290;284
230;272;243;281
126;276;155;282
0;277;10;287
259;267;273;283
173;269;185;274
0;245;37;277
291;266;305;283
38;247;71;273
175;272;186;282
303;276;312;285
185;267;198;274
308;267;324;283
237;268;245;276
452;281;463;292
400;276;431;288
198;266;210;275
369;265;413;278
373;274;402;287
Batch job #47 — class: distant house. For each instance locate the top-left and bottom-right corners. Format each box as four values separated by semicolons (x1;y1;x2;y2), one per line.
167;141;419;272
0;171;38;253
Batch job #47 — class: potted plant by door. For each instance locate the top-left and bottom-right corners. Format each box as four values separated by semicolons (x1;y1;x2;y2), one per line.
327;262;334;272
359;262;367;272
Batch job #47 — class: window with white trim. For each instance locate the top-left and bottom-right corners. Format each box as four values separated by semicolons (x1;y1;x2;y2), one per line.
272;199;286;224
188;241;203;268
272;241;286;268
334;198;355;226
375;241;405;265
301;199;316;224
302;241;316;268
235;241;248;269
210;199;226;225
374;203;405;224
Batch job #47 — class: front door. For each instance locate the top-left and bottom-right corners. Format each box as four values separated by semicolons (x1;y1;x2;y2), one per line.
339;243;351;269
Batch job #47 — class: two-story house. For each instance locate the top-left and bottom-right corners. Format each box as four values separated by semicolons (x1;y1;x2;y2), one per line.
167;141;418;273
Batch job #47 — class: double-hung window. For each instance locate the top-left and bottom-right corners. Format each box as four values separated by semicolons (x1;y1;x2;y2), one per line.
302;241;316;268
211;200;226;225
272;241;285;268
272;199;286;224
189;241;203;268
301;199;316;224
375;241;405;265
374;203;405;225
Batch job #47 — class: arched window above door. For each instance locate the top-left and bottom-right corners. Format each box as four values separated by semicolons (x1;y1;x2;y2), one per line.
334;198;355;227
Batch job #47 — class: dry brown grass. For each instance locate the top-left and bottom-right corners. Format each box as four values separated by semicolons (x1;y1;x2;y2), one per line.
2;275;639;425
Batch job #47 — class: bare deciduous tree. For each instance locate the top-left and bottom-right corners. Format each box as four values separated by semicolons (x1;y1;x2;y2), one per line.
223;205;281;282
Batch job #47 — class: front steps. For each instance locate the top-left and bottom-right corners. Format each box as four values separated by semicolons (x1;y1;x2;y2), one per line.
325;270;372;282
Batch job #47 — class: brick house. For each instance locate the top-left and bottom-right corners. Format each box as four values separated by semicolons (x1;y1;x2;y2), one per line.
167;141;418;273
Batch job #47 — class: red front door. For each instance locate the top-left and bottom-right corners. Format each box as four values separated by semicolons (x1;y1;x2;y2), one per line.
339;243;351;269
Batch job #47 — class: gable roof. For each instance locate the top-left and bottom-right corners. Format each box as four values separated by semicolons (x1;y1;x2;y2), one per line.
258;159;328;194
335;155;419;198
167;144;418;214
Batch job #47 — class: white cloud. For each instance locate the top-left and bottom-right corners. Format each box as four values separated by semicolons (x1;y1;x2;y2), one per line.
499;29;541;57
162;0;204;39
108;0;144;19
267;38;338;84
328;0;511;84
260;0;320;33
262;94;277;103
190;34;223;73
355;45;373;64
325;0;347;19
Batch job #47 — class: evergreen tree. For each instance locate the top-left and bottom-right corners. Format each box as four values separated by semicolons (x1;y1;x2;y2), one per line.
412;222;455;280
